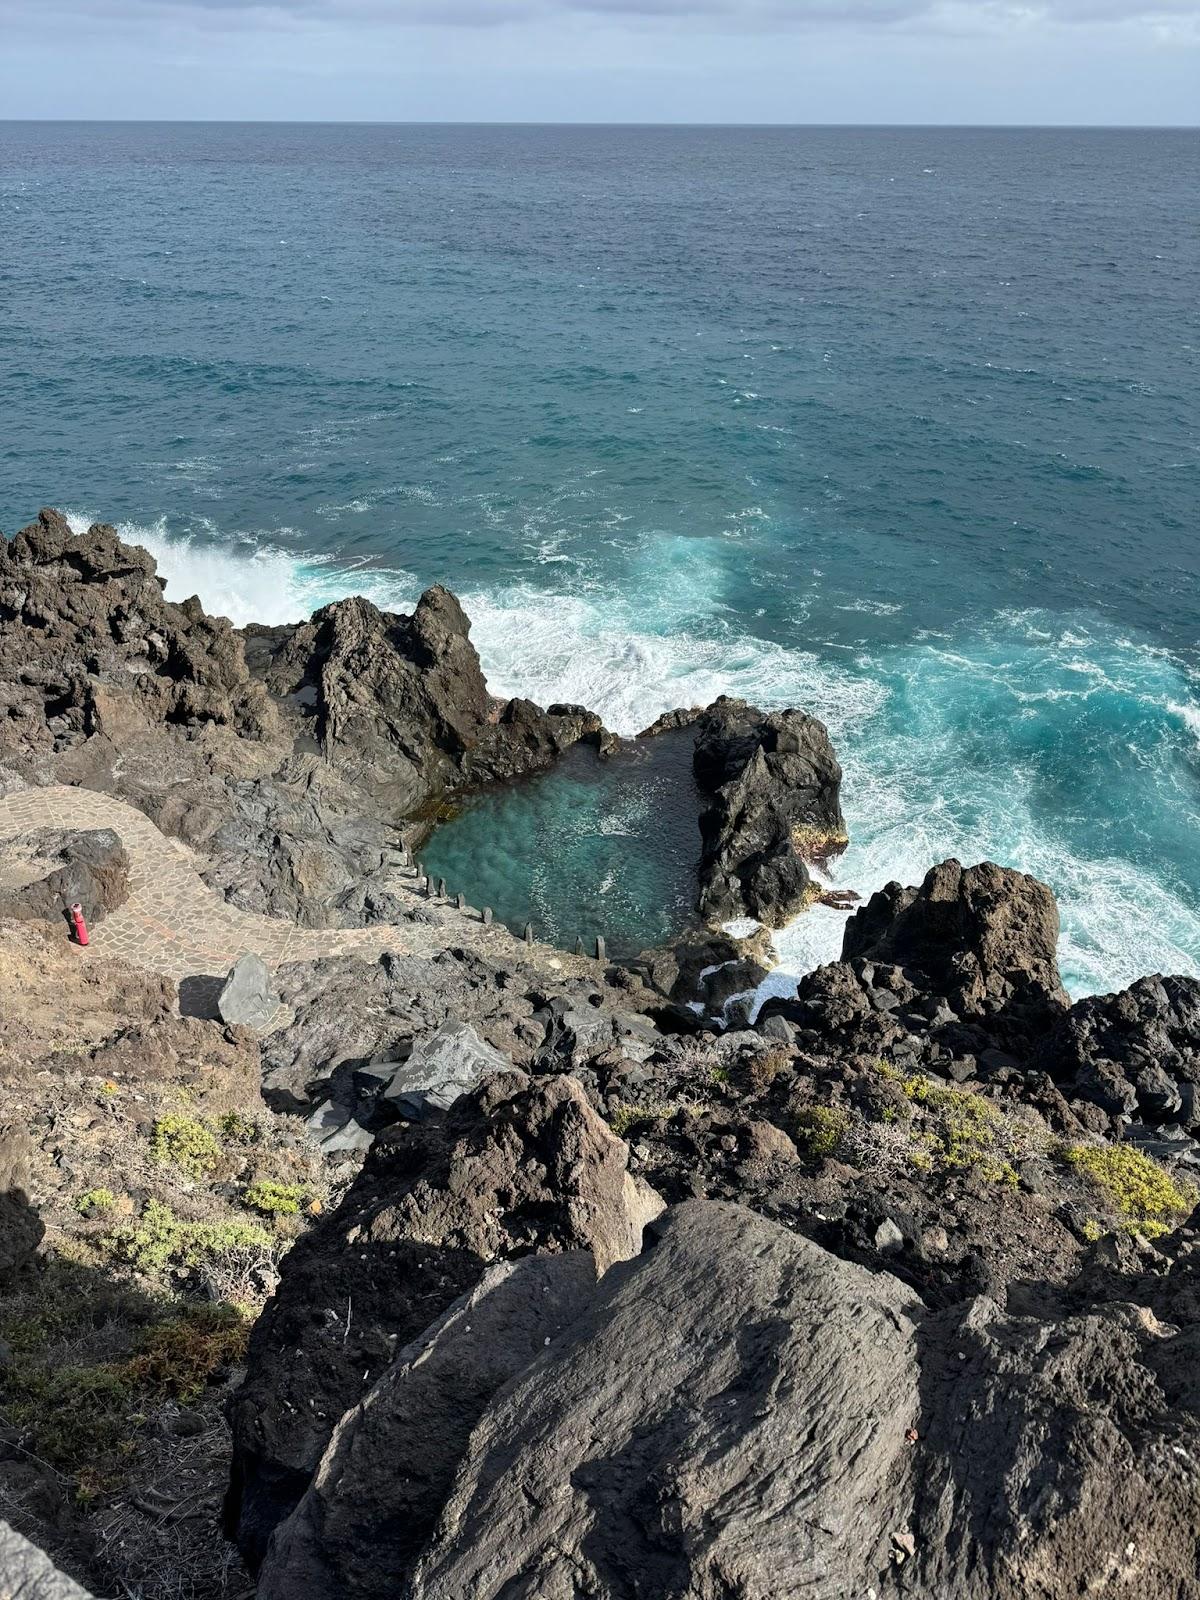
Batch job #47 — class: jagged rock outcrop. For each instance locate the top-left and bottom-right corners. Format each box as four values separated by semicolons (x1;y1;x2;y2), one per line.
247;586;604;809
842;858;1067;1023
225;1073;664;1568
762;859;1071;1071
0;510;280;769
0;829;129;925
692;698;845;926
251;1199;1200;1600
1037;973;1200;1134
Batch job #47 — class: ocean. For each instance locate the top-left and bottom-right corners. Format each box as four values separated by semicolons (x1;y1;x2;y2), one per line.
1;122;1197;992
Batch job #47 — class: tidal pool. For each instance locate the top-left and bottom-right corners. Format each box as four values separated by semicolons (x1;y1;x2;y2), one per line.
419;727;703;958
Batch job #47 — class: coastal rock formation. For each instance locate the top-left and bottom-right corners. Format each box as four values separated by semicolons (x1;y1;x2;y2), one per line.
0;509;280;768
0;514;608;929
247;587;604;810
841;858;1068;1029
1038;973;1200;1132
257;1198;1200;1600
692;698;845;926
760;859;1071;1071
257;1252;600;1600
225;1073;663;1567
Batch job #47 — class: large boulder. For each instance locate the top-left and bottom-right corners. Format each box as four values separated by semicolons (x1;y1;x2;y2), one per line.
0;829;129;925
225;1073;664;1568
407;1201;921;1600
692;698;845;927
379;1019;524;1119
258;1201;1200;1600
258;1253;599;1600
217;952;278;1031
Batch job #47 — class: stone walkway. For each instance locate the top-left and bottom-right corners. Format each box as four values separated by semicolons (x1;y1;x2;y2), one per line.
0;785;595;997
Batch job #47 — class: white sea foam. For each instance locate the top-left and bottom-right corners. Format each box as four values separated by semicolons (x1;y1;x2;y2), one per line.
61;511;1200;1001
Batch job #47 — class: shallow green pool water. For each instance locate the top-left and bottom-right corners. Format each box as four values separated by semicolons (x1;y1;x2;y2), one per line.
420;729;702;958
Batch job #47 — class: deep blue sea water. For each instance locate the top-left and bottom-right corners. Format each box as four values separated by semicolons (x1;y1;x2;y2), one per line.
2;123;1197;991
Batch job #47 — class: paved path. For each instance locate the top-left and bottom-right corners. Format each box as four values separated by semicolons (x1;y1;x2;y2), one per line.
0;785;593;995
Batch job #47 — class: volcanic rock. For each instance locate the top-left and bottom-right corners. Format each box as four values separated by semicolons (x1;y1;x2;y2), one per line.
225;1073;664;1567
217;952;278;1030
692;698;845;926
0;829;129;926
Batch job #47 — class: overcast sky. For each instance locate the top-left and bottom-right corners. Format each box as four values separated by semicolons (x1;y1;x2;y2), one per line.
2;0;1197;124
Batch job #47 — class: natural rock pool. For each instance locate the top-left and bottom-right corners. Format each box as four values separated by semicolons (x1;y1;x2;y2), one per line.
419;727;703;958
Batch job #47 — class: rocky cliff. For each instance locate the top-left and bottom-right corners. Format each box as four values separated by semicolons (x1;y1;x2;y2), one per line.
2;509;1199;1600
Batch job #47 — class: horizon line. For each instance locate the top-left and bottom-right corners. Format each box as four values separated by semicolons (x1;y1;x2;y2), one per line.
2;117;1198;130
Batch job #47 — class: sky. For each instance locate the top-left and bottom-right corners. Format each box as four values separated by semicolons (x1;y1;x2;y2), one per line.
1;0;1197;124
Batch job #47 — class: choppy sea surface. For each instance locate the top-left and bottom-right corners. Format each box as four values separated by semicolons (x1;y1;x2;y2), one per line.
1;122;1197;992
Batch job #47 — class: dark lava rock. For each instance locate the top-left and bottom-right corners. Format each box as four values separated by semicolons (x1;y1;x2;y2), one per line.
842;859;1068;1039
0;509;279;769
251;585;605;813
0;829;129;926
1037;974;1200;1131
258;1253;599;1600
225;1073;663;1569
693;698;845;927
257;1200;1200;1600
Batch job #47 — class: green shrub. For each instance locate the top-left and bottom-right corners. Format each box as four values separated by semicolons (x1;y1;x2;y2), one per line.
242;1180;307;1216
75;1187;117;1217
794;1106;849;1160
106;1200;272;1274
150;1115;221;1177
1061;1143;1198;1239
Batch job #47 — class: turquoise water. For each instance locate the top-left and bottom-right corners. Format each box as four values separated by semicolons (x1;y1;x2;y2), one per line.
421;729;702;958
1;123;1197;992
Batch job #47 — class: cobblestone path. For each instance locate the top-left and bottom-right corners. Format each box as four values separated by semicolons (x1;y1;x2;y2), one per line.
0;786;594;997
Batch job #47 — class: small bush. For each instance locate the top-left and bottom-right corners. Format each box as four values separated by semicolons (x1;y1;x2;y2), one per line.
106;1200;272;1275
219;1109;262;1145
1061;1143;1198;1239
746;1047;790;1092
150;1115;221;1178
242;1180;307;1216
794;1106;849;1160
76;1187;117;1217
121;1306;250;1404
870;1063;1028;1183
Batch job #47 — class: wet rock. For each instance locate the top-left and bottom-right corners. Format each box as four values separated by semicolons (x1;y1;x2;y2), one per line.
693;697;845;927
